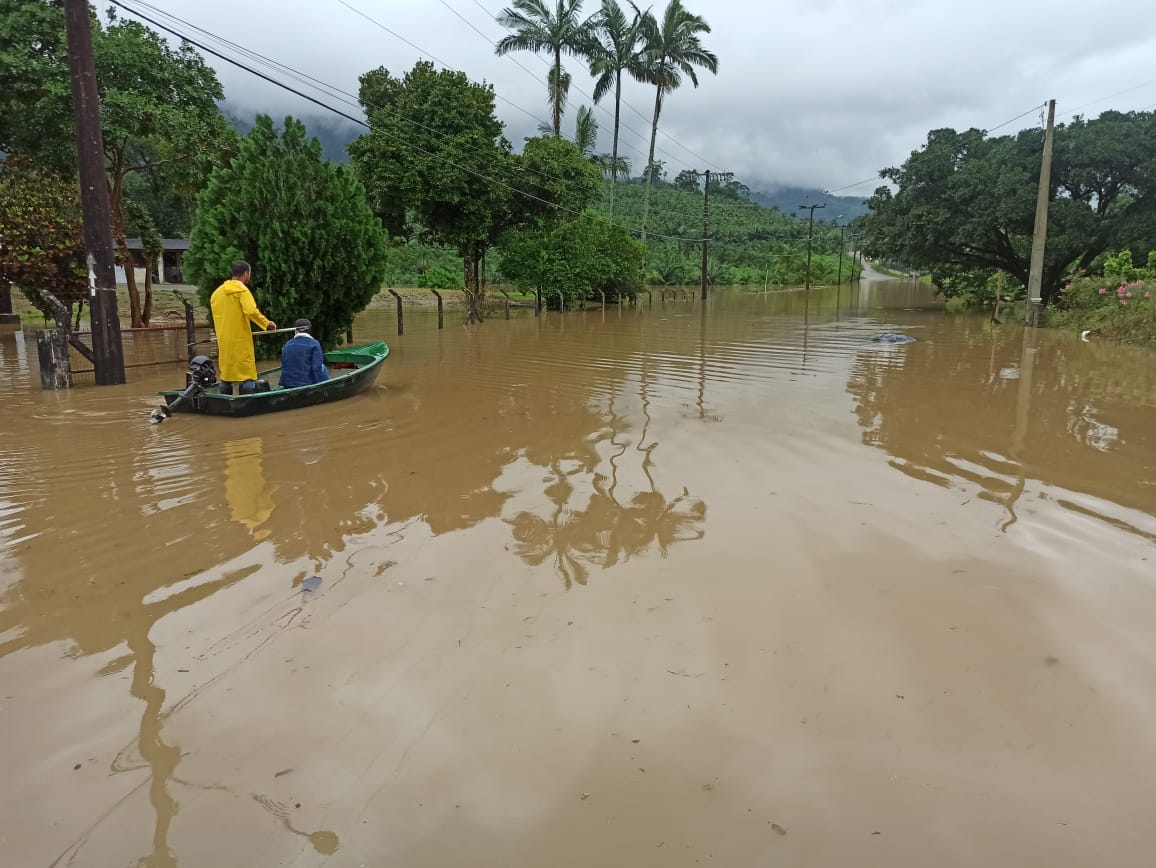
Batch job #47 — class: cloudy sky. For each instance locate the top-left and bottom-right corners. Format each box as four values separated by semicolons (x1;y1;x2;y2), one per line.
121;0;1156;195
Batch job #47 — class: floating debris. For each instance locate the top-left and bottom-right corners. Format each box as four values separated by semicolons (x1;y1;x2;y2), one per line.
872;333;917;344
300;576;322;593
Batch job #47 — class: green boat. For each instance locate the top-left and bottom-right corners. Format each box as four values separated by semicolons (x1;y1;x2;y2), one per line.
156;341;389;419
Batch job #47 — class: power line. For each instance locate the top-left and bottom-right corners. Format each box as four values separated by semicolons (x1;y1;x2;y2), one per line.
1060;77;1156;119
431;0;701;174
460;0;722;173
823;102;1046;195
119;0;617;195
109;0;716;245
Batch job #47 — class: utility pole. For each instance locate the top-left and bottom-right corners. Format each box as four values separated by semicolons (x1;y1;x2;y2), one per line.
798;203;826;290
834;220;848;286
1025;99;1056;328
693;169;733;300
64;0;125;385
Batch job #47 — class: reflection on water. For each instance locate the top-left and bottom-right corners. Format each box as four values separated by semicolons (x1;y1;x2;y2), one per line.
3;282;1156;863
847;313;1156;538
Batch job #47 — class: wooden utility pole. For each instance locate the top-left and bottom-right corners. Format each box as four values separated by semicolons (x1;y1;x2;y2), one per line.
798;203;826;290
1025;99;1056;328
694;170;734;300
64;0;125;385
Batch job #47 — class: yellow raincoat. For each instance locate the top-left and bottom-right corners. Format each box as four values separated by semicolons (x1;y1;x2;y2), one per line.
210;279;271;382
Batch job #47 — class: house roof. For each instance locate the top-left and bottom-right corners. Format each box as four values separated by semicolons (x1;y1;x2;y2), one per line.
123;238;190;251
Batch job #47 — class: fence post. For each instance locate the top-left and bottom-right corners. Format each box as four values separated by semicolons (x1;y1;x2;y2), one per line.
644;289;652;307
499;289;512;320
555;289;565;312
388;289;404;335
37;327;72;389
431;289;444;328
535;288;542;317
183;298;196;362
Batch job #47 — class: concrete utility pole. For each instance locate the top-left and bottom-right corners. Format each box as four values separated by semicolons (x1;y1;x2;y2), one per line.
1025;99;1056;328
64;0;125;384
833;219;848;286
693;170;734;300
798;203;826;290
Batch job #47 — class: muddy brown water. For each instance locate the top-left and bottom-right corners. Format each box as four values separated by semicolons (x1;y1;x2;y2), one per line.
1;282;1155;867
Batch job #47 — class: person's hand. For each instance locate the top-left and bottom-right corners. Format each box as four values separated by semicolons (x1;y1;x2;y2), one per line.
266;321;277;331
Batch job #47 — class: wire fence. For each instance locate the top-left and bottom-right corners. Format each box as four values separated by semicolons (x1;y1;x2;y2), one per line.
67;321;215;383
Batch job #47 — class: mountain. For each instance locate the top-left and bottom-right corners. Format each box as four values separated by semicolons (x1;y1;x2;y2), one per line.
747;186;870;221
222;106;363;163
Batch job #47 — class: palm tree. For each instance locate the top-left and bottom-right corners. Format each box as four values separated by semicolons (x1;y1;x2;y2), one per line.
594;153;631;180
496;0;590;136
631;0;718;240
585;0;646;214
573;104;599;157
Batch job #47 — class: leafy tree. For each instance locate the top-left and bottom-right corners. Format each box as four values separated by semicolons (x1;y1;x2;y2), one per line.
184;116;388;352
350;62;511;323
500;217;645;307
0;155;86;323
674;168;700;192
495;0;590;137
633;0;718;239
584;0;646;208
0;1;236;326
515;133;604;219
863;111;1156;306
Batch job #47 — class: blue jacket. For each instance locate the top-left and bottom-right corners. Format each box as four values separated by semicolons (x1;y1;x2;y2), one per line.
279;333;329;388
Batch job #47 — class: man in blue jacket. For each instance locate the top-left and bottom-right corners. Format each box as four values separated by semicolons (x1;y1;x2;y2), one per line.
279;319;329;388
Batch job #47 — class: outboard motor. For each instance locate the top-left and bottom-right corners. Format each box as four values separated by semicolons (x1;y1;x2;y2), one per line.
149;355;217;423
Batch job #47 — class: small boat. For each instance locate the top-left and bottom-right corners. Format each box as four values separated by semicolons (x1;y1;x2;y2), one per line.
156;341;389;419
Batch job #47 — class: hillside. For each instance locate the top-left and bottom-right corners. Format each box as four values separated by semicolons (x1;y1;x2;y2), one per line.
748;185;870;221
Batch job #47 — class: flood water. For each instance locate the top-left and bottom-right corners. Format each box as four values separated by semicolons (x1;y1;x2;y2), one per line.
2;281;1155;867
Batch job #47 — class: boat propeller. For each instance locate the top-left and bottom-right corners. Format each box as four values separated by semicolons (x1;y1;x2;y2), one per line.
149;355;218;424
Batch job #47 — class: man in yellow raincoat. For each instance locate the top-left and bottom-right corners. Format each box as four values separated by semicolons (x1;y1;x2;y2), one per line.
210;260;277;393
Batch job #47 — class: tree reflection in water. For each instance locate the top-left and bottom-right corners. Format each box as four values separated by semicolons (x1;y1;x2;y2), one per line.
505;368;707;588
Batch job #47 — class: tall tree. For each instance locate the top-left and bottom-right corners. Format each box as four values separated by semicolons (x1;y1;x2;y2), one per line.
863;111;1156;306
0;1;236;326
585;0;645;212
349;62;511;324
632;0;718;239
184;116;388;351
495;0;589;136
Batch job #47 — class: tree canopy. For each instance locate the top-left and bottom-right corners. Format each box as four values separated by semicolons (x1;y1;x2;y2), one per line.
184;116;388;351
350;61;512;323
0;1;236;325
862;110;1156;305
0;155;86;322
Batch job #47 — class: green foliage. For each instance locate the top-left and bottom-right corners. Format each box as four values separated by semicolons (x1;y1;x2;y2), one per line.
419;264;465;290
600;180;860;286
184;116;388;351
350;61;510;321
1048;276;1156;347
863;110;1156;307
0;1;236;324
495;0;589;135
515;134;604;218
498;217;646;307
0;155;86;320
633;0;718;228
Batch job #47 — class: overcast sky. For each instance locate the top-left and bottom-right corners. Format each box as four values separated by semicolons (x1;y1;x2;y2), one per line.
127;0;1156;196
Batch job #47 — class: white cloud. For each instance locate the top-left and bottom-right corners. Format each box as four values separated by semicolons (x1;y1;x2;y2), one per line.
131;0;1156;193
